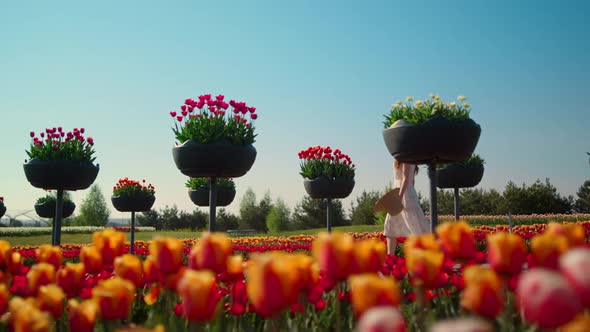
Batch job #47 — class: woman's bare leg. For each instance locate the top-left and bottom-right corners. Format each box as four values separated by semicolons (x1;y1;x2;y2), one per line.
386;237;397;256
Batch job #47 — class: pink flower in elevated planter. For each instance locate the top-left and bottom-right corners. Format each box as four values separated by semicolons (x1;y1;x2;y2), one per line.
27;127;96;162
170;93;258;145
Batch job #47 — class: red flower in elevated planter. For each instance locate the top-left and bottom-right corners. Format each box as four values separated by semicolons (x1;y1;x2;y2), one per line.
298;146;356;179
113;178;155;196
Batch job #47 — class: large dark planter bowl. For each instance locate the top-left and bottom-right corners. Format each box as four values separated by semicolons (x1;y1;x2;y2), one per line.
111;193;156;212
172;141;257;178
0;205;5;219
35;200;76;218
436;164;484;189
304;177;355;199
383;117;481;164
189;187;236;207
24;159;100;190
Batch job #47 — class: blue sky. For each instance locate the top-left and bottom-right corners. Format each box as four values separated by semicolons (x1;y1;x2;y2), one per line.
1;0;589;220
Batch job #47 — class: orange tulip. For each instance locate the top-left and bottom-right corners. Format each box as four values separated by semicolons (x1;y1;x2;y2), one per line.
116;324;165;332
7;251;23;275
435;221;477;260
246;253;301;317
460;266;504;317
0;271;10;285
545;222;586;248
143;256;161;283
0;283;8;315
487;232;528;275
290;252;315;292
529;233;568;269
81;245;103;274
349;274;401;317
561;313;590;332
57;262;86;294
312;232;354;281
405;249;444;288
114;254;144;288
36;244;63;270
38;284;65;318
149;237;184;275
0;240;12;269
144;285;161;305
403;233;440;254
188;232;233;273
9;297;53;332
226;255;244;281
27;262;56;296
92;276;136;320
176;270;219;322
163;267;187;291
68;299;99;332
350;239;386;274
92;229;125;264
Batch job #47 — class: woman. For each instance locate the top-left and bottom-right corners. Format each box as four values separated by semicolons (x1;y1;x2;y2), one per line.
383;160;430;255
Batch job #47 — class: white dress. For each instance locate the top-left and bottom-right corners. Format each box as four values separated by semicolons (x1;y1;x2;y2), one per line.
383;164;430;238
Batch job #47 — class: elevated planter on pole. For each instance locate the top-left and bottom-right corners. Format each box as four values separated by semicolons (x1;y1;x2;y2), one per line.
112;191;156;254
382;97;481;232
24;157;99;245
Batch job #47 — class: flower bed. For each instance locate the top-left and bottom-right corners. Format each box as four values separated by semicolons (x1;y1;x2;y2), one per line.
432;213;590;226
0;226;155;237
1;221;589;331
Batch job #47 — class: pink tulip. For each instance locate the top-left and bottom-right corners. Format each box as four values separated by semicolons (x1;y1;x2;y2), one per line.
516;268;581;328
429;318;494;332
356;306;405;332
560;248;590;308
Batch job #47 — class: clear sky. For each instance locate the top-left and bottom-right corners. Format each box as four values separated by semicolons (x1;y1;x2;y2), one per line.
1;0;589;220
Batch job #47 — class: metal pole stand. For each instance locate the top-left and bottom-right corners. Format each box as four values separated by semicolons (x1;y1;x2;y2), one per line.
427;163;438;233
53;189;64;246
453;187;460;221
326;198;333;232
130;211;136;254
209;177;217;232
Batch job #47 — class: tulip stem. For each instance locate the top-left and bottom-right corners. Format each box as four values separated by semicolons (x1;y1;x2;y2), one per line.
263;317;280;332
188;322;205;332
101;320;119;332
334;282;343;332
500;278;515;332
415;285;426;332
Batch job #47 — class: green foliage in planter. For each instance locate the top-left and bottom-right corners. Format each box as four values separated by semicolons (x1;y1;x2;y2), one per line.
438;153;485;169
186;177;236;190
35;192;74;205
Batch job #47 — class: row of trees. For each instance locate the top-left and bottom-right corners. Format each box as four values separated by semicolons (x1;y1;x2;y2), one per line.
23;177;590;231
350;179;590;226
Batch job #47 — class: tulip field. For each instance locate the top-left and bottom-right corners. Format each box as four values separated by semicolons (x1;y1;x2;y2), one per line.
0;220;589;331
